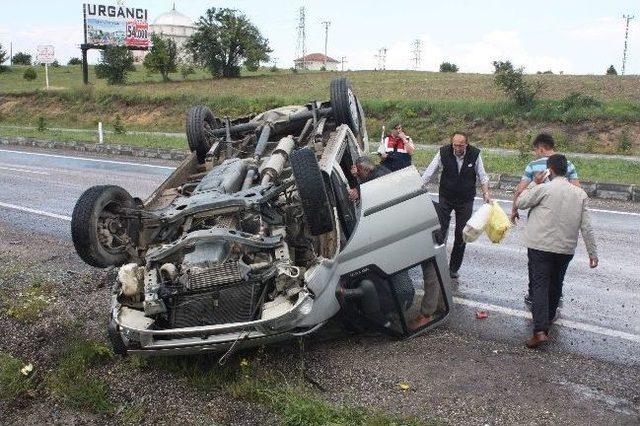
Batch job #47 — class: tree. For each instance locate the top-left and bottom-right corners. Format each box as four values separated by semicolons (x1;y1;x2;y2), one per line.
186;8;271;78
13;52;32;66
0;43;7;72
0;43;6;64
492;60;540;108
95;46;135;85
68;57;83;65
439;62;458;73
606;65;617;75
143;34;178;81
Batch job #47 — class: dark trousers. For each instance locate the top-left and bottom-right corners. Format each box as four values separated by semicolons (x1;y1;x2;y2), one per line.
528;248;573;332
438;196;474;273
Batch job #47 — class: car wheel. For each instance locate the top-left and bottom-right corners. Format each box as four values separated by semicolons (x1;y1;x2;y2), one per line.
330;77;361;138
186;105;218;164
290;148;334;236
71;185;138;268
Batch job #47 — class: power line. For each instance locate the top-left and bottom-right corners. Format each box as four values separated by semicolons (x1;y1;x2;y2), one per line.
296;7;307;70
322;20;331;67
622;14;634;76
411;39;422;70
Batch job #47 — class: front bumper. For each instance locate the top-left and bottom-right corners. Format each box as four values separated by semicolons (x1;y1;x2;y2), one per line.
112;291;315;355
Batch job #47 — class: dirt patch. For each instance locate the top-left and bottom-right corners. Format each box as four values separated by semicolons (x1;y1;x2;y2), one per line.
1;220;639;425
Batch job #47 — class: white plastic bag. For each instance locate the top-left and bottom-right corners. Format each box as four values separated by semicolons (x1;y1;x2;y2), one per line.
462;203;492;243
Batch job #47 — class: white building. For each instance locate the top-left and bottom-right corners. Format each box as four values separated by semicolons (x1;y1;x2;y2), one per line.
294;53;339;71
135;5;195;63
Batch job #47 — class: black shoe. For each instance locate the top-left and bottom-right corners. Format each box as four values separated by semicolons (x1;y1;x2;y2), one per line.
450;271;459;279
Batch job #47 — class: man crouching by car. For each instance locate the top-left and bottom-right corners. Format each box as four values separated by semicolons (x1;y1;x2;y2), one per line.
348;156;391;201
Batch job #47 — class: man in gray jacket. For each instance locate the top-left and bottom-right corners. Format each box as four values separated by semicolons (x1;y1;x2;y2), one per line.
516;154;598;348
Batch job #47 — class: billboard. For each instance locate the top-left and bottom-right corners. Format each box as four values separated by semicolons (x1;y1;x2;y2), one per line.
83;3;149;48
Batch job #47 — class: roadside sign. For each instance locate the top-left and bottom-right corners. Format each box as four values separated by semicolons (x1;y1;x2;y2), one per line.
37;45;55;64
37;45;55;89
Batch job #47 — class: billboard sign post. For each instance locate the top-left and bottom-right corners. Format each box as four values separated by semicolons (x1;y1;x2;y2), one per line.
37;45;55;89
81;3;150;84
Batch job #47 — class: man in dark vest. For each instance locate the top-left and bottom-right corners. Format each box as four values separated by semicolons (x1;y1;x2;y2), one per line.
421;132;492;278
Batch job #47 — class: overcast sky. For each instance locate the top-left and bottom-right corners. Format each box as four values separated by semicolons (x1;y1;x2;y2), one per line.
1;0;639;74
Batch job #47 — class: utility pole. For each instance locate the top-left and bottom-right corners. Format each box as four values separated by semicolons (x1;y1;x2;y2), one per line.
322;20;331;68
378;47;387;70
340;56;347;71
411;39;422;70
622;14;634;75
296;7;307;70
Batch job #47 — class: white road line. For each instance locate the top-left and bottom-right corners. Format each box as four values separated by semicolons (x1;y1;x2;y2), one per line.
454;297;640;344
0;148;176;170
1;200;637;344
0;166;49;175
0;202;71;221
428;192;640;218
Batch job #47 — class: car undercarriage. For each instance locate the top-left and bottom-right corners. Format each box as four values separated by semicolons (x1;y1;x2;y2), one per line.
70;77;452;355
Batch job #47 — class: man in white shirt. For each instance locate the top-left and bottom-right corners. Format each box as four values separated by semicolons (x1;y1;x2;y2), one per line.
421;132;491;278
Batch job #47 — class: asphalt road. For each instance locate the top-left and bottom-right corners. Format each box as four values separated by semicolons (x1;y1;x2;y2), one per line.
1;146;638;367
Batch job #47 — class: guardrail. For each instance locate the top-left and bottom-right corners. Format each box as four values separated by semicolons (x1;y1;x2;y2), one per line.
1;136;638;203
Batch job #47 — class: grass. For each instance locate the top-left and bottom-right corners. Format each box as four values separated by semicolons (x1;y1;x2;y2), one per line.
2;65;639;101
0;126;186;149
146;354;427;426
2;65;639;155
413;149;640;186
0;352;37;402
1;273;55;323
46;340;114;414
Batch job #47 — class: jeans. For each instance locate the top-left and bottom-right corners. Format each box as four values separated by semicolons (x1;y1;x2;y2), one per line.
528;248;573;332
438;196;474;273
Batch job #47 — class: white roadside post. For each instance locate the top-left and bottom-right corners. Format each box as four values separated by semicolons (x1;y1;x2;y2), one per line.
36;45;55;90
98;122;104;144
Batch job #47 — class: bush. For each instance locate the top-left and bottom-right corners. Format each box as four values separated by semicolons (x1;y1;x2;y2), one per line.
439;62;458;73
37;116;47;132
560;92;602;112
617;130;632;153
68;57;83;66
51;60;60;68
180;64;195;80
492;60;540;108
606;65;617;75
95;46;135;85
23;67;37;81
113;115;126;134
270;65;279;72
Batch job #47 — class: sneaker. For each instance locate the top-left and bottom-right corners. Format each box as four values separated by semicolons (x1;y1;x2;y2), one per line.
450;271;460;279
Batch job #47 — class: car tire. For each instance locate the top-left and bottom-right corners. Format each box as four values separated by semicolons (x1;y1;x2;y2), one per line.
71;185;137;268
186;105;218;164
330;77;361;138
290;147;334;236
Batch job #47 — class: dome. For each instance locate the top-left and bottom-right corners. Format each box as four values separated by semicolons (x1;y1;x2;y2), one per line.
153;7;193;27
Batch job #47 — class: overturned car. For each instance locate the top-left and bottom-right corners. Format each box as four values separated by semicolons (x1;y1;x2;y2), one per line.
71;77;452;356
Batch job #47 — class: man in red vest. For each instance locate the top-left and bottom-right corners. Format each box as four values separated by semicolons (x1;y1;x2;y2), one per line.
377;123;416;172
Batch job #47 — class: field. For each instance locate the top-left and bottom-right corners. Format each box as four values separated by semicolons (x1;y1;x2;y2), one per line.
1;65;640;157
